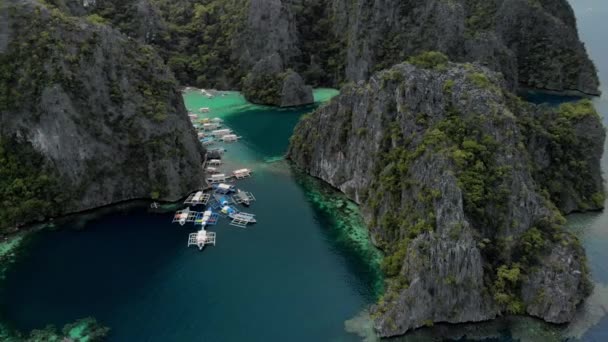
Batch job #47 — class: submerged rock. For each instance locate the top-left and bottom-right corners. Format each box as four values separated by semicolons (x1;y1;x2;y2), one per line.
0;0;204;230
288;61;603;336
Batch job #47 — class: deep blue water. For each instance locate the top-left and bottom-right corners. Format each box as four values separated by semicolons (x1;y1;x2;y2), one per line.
2;1;608;341
0;91;383;341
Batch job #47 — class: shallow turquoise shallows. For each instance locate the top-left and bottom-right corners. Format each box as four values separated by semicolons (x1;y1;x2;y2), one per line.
0;89;385;341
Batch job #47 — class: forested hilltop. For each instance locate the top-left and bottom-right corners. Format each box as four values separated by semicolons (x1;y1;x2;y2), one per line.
43;0;599;106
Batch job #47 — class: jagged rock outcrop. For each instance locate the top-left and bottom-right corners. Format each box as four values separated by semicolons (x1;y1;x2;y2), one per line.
288;60;602;336
242;54;313;107
0;0;204;230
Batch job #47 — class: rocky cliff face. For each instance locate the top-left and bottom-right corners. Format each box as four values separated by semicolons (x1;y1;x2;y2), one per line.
44;0;167;44
0;0;204;230
236;0;314;106
44;0;598;103
332;0;600;95
288;60;603;336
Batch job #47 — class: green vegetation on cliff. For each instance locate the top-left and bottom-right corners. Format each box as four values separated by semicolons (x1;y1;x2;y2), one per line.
291;0;347;86
288;62;602;335
37;0;599;98
0;138;64;233
242;72;285;106
158;0;249;88
1;0;205;230
0;5;75;113
55;0;250;88
518;98;605;212
407;51;449;71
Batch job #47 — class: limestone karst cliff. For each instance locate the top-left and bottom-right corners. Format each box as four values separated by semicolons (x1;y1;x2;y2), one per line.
288;58;604;336
0;0;204;231
42;0;599;105
332;0;600;95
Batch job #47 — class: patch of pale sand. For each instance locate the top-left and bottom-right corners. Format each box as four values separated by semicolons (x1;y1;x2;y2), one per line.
565;282;608;339
344;309;378;342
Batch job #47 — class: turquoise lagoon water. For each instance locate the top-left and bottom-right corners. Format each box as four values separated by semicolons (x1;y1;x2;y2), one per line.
3;1;608;340
0;89;385;341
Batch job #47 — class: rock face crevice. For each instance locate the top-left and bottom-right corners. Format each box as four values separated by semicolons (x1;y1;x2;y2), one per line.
0;0;204;230
288;61;602;336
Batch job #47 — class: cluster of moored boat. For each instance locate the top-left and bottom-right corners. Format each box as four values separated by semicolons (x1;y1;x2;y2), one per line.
188;108;241;147
173;102;258;251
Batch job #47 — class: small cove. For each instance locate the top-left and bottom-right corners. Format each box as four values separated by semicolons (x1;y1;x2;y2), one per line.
0;89;384;341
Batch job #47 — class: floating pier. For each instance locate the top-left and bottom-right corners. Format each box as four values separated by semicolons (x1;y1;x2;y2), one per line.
184;191;211;206
172;207;198;226
232;168;252;179
229;212;257;228
188;229;216;250
232;189;255;206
